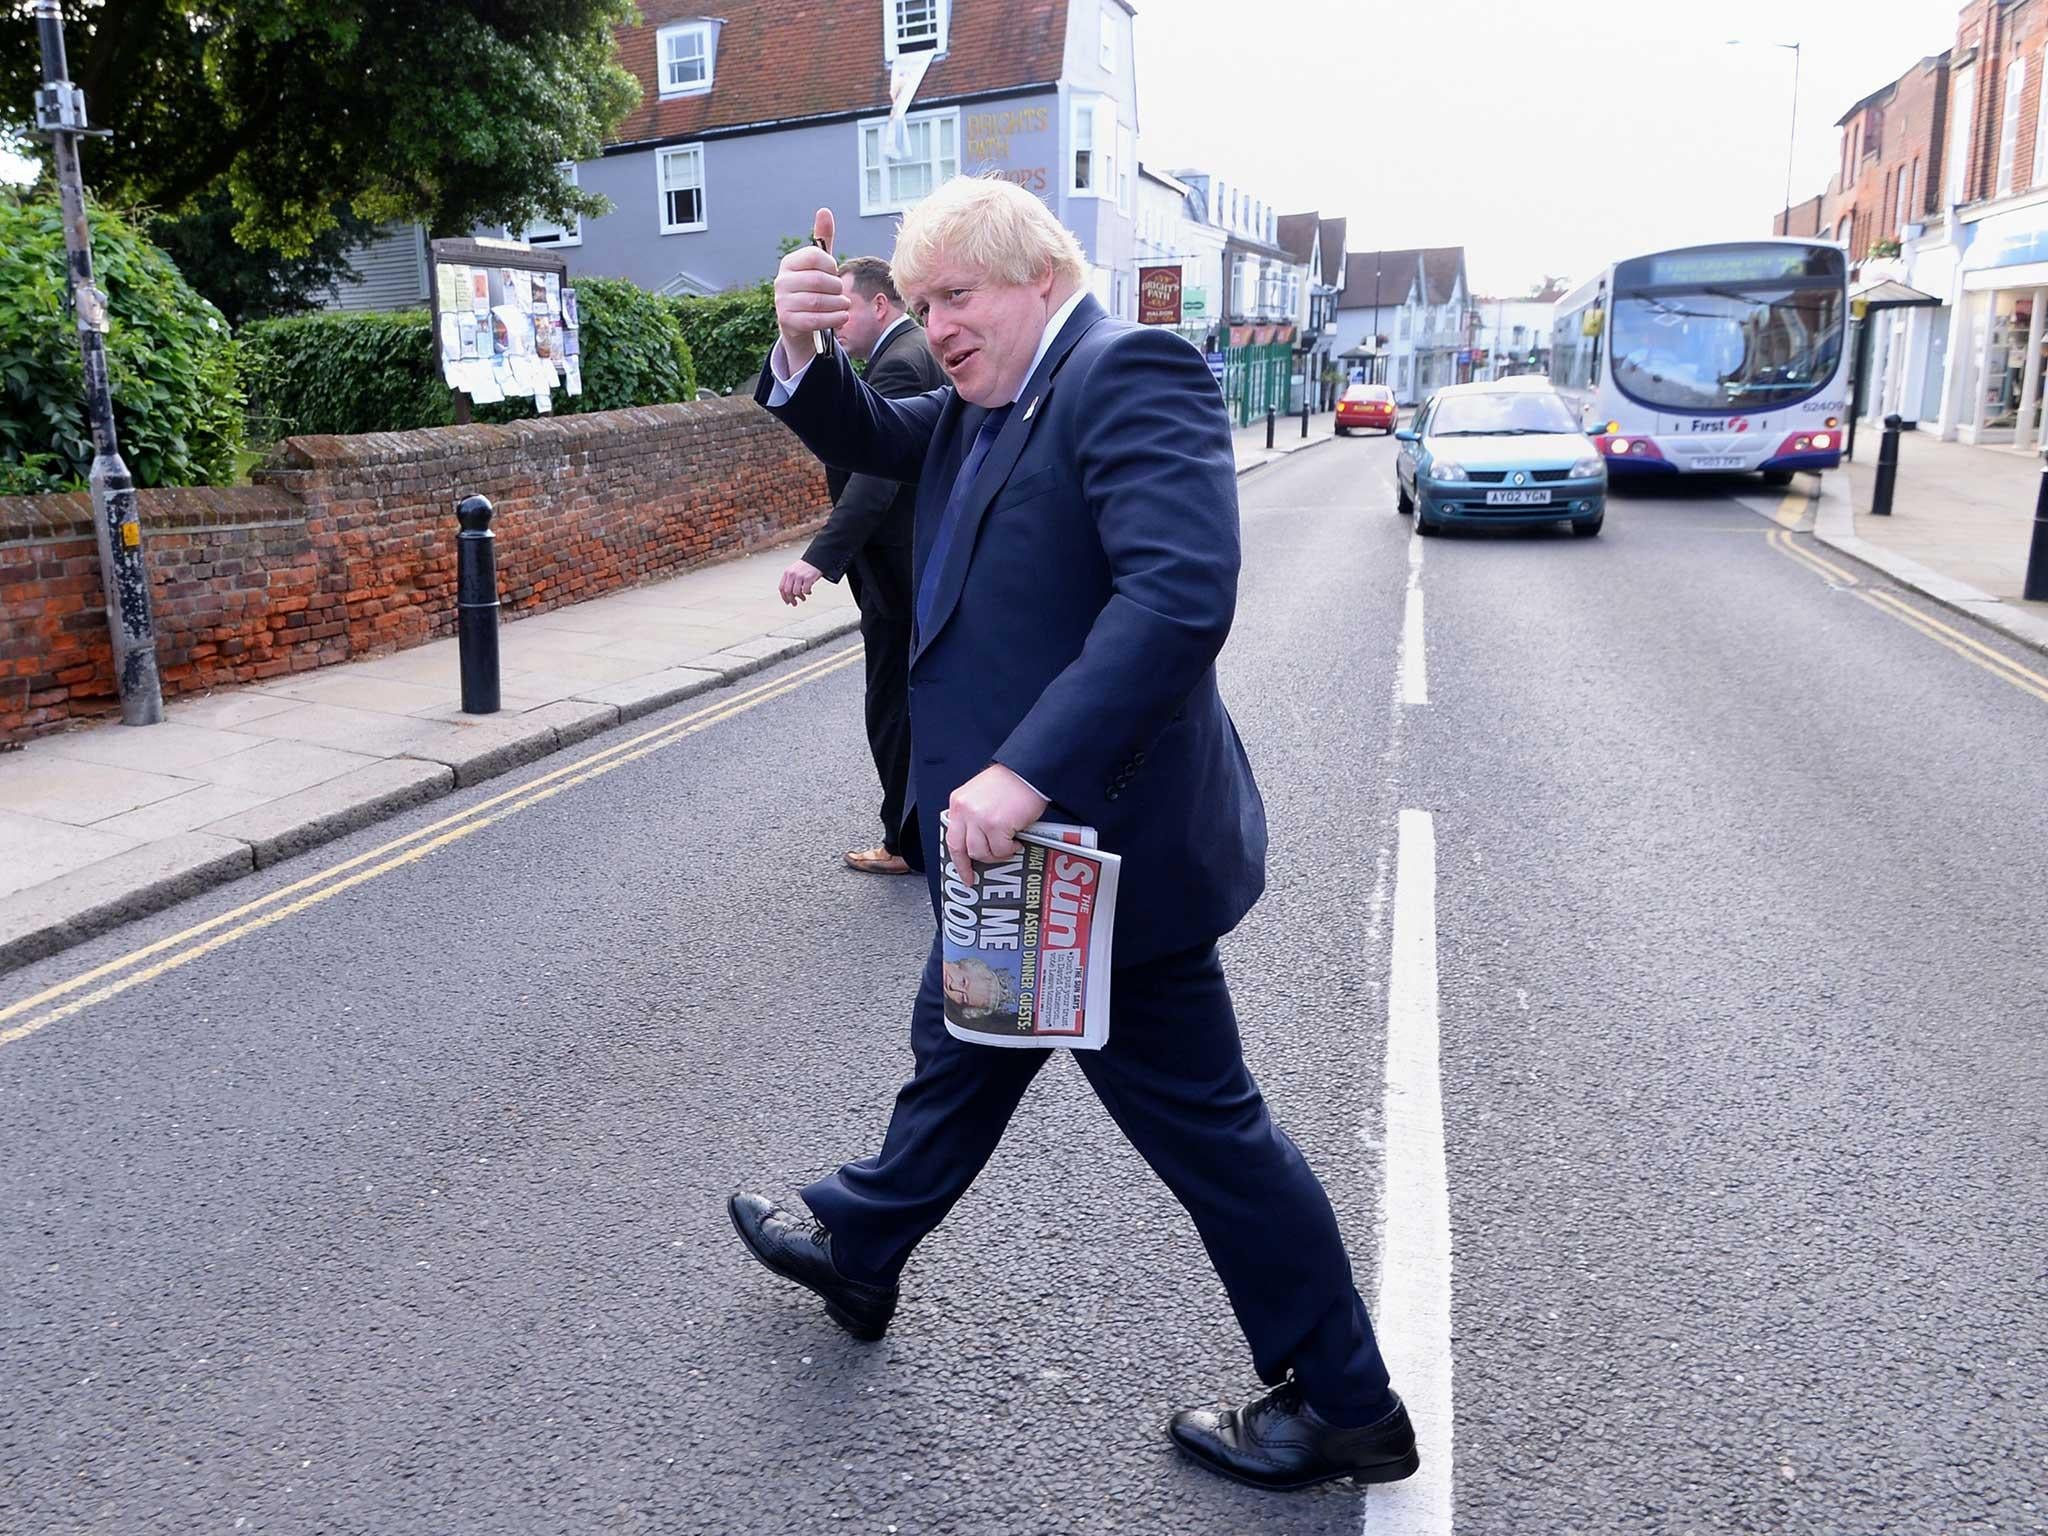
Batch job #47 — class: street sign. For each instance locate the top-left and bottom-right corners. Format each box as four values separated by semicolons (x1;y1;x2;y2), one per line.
1183;287;1208;316
1138;264;1183;325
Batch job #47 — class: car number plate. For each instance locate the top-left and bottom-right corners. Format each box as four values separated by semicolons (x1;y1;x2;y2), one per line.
1484;489;1551;506
1692;456;1745;469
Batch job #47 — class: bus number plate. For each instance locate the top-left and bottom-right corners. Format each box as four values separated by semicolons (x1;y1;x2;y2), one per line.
1693;456;1745;469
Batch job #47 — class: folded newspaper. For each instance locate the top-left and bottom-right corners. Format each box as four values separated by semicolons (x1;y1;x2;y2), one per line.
936;814;1121;1050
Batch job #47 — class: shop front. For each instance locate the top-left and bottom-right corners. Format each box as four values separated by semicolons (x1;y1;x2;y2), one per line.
1948;201;2048;450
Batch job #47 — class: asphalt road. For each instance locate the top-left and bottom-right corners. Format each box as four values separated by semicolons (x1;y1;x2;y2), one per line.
3;437;2044;1535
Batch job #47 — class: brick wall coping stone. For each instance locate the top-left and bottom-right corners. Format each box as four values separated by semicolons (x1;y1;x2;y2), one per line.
1;485;301;546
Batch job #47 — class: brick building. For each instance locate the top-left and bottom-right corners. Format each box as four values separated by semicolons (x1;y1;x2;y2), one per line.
1826;57;1948;266
1790;0;2048;448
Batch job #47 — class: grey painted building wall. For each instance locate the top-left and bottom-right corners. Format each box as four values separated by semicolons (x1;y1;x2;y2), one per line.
484;79;1133;306
494;94;1055;293
340;5;1140;310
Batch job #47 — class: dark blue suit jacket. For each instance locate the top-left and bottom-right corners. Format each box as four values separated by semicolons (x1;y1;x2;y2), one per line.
756;295;1266;964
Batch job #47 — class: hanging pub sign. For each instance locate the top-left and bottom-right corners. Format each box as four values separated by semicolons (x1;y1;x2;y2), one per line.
1138;264;1183;326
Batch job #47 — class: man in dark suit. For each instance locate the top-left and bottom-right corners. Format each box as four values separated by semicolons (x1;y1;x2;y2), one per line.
777;257;945;876
730;182;1417;1492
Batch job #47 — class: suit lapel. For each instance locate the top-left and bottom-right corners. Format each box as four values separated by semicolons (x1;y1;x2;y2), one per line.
911;295;1107;665
869;317;912;369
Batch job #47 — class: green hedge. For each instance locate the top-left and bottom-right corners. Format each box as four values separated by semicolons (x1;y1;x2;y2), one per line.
236;308;444;439
668;282;779;395
237;275;696;440
0;190;245;493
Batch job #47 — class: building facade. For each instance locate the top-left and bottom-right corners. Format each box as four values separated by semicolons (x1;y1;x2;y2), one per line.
1326;247;1472;405
1472;288;1561;381
1785;0;2048;452
328;0;1141;316
1133;163;1226;345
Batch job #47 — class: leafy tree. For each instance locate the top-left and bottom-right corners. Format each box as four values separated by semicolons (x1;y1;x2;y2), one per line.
0;189;244;491
148;189;382;325
0;1;640;256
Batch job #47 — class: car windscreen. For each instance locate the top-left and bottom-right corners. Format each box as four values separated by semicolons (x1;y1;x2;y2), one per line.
1427;392;1578;437
1608;245;1845;414
1343;385;1389;403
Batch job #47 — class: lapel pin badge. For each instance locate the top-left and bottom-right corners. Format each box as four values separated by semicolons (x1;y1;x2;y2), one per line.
1023;394;1040;422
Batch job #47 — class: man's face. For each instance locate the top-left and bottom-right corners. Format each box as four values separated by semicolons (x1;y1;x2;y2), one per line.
839;275;895;362
910;260;1058;407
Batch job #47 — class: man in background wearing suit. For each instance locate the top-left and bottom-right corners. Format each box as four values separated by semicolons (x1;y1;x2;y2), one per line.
777;256;945;876
729;180;1418;1493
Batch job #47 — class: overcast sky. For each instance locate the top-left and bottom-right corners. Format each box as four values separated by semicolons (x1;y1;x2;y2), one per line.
1133;0;1960;298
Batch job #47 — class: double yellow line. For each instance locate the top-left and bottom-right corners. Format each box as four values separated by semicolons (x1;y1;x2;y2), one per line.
0;644;864;1051
1767;526;2048;704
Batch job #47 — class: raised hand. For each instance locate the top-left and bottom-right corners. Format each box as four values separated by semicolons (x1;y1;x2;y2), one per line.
774;207;849;362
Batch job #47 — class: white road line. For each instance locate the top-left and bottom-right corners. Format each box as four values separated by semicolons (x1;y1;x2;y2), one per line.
1363;809;1453;1536
1400;587;1428;706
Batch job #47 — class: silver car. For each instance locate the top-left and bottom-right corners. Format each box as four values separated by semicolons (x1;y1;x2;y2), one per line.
1393;380;1608;537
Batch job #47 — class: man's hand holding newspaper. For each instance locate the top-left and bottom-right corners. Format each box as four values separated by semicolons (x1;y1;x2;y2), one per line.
936;813;1121;1051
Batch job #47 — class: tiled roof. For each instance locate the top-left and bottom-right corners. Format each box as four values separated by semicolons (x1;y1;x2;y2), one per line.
613;0;1069;147
1337;247;1465;307
1276;211;1319;265
1419;247;1465;305
1338;250;1420;308
1318;218;1346;287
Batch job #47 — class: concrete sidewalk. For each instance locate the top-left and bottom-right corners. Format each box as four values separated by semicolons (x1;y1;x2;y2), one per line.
1;421;1334;973
1233;408;1341;475
1823;425;2048;654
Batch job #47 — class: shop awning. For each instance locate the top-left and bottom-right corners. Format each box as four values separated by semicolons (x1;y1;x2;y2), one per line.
1850;278;1940;310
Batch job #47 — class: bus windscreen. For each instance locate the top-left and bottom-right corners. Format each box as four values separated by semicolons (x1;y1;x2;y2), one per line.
1608;245;1845;414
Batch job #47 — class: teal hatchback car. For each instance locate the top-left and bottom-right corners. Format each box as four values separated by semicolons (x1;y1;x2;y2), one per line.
1394;380;1608;537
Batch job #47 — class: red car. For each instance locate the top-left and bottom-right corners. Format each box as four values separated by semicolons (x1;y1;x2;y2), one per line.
1337;382;1398;435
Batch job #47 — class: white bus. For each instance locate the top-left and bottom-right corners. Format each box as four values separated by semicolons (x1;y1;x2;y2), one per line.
1550;239;1849;485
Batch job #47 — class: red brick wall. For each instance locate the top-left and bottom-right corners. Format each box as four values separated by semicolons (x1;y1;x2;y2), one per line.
0;397;828;743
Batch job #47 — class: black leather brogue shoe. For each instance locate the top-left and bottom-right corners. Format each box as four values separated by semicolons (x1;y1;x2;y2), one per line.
1169;1380;1419;1491
726;1192;898;1342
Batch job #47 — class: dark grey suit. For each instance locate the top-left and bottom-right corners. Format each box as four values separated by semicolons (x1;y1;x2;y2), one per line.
802;319;946;856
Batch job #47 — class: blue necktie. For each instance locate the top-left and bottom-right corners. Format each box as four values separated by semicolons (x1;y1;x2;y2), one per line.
915;403;1013;644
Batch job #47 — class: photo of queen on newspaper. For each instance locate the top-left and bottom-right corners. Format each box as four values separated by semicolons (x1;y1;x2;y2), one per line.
935;814;1121;1051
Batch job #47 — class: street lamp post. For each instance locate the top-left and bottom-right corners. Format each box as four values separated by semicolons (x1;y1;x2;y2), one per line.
32;0;162;726
1728;39;1803;229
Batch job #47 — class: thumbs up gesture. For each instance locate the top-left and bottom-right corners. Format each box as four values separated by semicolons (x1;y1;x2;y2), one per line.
774;208;850;361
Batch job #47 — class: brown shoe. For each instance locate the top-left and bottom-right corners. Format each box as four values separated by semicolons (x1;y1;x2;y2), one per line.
844;844;912;875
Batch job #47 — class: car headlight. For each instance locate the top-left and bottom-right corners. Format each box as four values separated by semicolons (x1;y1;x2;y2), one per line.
1571;456;1605;479
1430;461;1468;482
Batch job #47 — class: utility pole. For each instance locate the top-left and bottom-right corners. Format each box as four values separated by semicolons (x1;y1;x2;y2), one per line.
33;0;162;726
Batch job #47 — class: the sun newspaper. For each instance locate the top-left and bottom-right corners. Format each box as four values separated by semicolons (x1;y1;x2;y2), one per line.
935;815;1121;1051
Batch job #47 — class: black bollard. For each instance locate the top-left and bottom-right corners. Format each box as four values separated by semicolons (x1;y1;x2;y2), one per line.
455;494;501;714
1301;395;1310;439
2026;469;2048;602
1871;414;1902;516
1266;405;1276;450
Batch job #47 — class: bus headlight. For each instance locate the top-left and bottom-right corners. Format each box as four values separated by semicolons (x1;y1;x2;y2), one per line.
1430;461;1469;482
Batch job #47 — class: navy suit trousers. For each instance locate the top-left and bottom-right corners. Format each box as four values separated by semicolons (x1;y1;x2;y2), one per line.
801;940;1396;1423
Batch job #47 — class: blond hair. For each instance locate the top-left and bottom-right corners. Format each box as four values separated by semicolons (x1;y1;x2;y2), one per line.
890;175;1088;300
